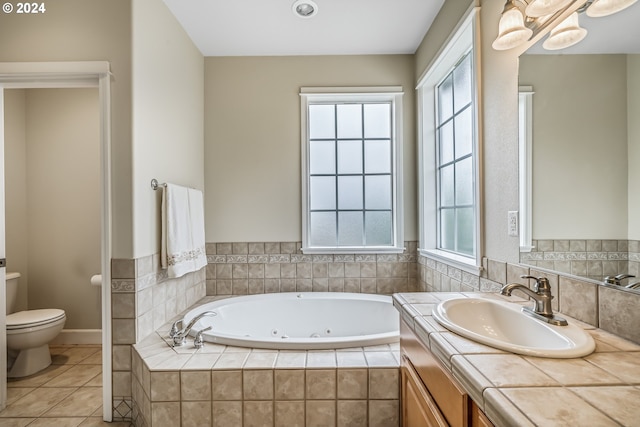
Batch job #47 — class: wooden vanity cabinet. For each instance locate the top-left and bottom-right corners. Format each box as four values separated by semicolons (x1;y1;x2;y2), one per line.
400;320;493;427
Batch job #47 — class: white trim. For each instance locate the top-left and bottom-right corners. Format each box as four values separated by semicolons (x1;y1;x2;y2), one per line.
417;7;483;270
98;69;113;423
300;86;403;95
303;247;406;255
0;61;109;75
519;87;534;252
51;329;103;345
0;61;113;422
300;88;405;253
0;91;5;412
419;248;483;276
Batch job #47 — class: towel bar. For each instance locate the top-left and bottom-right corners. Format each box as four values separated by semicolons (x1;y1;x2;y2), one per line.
151;178;167;190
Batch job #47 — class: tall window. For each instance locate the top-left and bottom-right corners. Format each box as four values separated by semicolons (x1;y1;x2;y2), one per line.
300;88;404;253
436;52;475;258
417;8;481;270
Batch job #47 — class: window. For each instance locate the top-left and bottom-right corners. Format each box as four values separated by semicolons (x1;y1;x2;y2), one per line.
300;87;404;253
417;8;482;271
436;52;475;257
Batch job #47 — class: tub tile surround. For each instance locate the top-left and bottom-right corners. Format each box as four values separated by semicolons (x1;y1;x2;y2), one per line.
394;292;640;427
111;255;207;422
205;241;420;296
129;297;400;427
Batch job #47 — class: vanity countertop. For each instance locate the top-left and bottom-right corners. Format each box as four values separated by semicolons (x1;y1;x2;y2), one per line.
393;292;640;427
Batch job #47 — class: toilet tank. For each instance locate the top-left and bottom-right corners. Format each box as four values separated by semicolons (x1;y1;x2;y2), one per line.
6;272;20;314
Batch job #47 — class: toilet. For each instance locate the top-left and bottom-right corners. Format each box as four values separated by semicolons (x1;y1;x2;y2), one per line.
5;272;66;378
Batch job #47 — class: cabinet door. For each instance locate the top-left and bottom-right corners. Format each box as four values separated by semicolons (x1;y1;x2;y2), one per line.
401;360;448;427
401;320;468;427
471;400;494;427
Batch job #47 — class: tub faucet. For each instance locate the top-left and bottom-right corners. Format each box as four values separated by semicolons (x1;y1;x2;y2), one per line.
603;273;635;286
171;311;216;347
500;275;567;326
625;281;640;290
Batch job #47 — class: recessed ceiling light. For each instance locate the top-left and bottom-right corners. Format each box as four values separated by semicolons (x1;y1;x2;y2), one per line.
292;0;318;18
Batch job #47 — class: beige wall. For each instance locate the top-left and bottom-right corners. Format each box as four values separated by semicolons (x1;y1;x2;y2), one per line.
414;0;520;263
204;55;417;243
4;90;28;311
0;0;134;258
5;89;102;329
520;54;628;239
414;1;475;79
629;55;640;240
132;0;205;257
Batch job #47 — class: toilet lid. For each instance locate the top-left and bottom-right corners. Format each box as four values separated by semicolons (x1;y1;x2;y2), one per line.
7;309;66;329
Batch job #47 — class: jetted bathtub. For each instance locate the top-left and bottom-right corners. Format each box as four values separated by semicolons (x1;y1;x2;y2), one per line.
181;292;400;350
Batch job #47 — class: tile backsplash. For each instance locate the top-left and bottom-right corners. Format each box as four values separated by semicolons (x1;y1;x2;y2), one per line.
521;239;640;280
416;251;640;344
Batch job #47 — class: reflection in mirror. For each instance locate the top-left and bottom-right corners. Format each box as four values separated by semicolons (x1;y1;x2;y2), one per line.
517;5;640;292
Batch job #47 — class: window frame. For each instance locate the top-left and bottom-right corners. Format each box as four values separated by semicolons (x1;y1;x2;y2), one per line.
417;7;483;273
300;86;405;254
519;86;534;252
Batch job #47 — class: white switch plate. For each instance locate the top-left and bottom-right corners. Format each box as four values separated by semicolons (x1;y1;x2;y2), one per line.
508;211;519;237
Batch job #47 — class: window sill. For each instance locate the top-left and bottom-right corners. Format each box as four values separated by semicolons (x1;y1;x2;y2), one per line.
302;246;405;255
418;248;482;276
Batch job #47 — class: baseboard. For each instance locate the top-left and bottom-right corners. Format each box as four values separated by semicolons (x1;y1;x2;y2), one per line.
51;329;102;345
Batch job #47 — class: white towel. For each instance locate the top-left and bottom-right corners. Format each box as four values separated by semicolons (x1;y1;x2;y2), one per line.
161;183;207;278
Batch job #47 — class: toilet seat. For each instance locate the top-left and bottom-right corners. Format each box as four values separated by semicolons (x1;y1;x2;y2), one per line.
7;309;66;330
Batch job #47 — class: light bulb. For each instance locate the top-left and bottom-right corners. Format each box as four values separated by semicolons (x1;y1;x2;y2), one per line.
542;12;587;50
492;6;533;50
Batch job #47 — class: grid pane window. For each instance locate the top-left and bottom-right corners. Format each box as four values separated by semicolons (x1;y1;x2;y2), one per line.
307;101;395;248
436;51;476;258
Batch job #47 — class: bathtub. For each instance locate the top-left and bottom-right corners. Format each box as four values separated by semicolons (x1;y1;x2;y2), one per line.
182;292;400;350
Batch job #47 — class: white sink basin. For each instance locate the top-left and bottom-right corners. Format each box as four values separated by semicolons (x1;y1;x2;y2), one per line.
432;297;595;358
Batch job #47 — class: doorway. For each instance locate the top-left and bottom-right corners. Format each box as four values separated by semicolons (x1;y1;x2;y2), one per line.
0;62;112;421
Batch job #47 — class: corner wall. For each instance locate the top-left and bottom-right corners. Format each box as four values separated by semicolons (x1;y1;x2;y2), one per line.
131;0;205;258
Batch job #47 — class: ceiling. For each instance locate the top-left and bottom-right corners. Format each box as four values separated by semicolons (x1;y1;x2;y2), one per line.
161;0;445;56
161;0;640;57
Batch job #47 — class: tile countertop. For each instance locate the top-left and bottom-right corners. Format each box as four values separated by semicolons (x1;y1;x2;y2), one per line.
393;292;640;427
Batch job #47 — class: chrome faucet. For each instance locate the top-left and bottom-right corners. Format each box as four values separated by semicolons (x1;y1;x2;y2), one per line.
625;281;640;290
603;273;635;286
169;311;216;347
500;275;567;326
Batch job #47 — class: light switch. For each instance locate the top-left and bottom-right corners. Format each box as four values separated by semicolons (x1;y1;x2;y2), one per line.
508;211;519;237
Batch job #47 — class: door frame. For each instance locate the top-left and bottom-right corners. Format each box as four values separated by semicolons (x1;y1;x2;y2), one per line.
0;61;113;421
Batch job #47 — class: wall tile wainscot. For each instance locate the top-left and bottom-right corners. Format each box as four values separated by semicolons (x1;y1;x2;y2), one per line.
109;241;640;423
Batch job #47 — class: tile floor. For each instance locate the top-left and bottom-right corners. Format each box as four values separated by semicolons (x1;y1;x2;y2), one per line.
0;345;132;427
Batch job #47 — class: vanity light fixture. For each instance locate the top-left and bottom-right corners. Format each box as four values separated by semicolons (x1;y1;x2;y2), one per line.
525;0;574;17
542;12;587;49
492;0;534;50
292;0;318;18
586;0;638;17
493;0;637;51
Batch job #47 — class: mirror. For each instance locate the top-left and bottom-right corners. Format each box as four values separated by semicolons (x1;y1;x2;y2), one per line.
518;5;640;292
